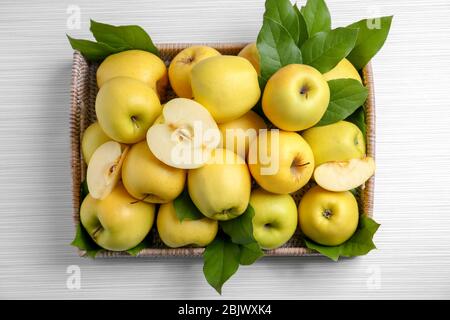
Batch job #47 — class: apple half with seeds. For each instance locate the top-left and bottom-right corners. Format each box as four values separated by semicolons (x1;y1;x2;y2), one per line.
146;98;221;169
87;141;129;199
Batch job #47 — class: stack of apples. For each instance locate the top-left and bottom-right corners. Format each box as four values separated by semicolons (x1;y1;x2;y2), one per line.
80;44;375;252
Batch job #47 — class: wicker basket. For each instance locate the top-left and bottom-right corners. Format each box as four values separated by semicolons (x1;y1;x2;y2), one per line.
70;43;375;258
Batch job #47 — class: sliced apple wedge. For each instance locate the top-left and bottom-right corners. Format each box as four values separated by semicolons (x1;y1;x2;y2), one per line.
87;141;129;200
146;98;220;169
314;157;375;192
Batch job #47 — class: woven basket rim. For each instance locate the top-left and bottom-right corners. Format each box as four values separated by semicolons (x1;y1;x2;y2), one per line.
70;43;375;258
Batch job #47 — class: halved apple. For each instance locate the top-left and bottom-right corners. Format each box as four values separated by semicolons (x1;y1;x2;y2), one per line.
314;157;375;192
87;141;129;199
146;98;220;169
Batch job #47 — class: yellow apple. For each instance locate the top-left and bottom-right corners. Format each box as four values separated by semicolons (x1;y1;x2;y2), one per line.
191;55;261;123
80;183;155;251
96;49;168;98
302;121;366;167
146;98;220;169
238;42;260;74
323;58;362;83
250;188;297;249
218;110;267;159
156;202;218;248
169;46;221;98
122;141;186;203
248;130;314;194
81;122;111;164
95;76;162;144
262;64;330;131
188;148;251;220
298;185;359;246
314;157;375;192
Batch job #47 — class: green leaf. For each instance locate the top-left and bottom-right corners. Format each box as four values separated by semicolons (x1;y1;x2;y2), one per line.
90;20;159;56
264;0;299;44
173;189;204;222
80;180;89;202
221;205;256;245
304;238;341;261
301;0;331;37
71;223;101;258
317;79;368;126
126;233;153;256
347;16;393;70
67;35;123;61
305;215;380;261
203;234;241;294
257;17;303;85
301;27;359;73
239;242;264;265
293;4;309;47
347;106;366;137
339;216;380;257
349;188;361;198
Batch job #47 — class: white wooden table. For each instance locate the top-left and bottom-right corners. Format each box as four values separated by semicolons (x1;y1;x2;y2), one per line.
1;0;450;299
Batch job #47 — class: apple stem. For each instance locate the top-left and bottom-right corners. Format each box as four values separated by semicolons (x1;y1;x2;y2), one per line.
297;162;310;167
92;226;103;239
300;85;309;99
130;194;150;205
131;116;139;128
181;56;195;64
